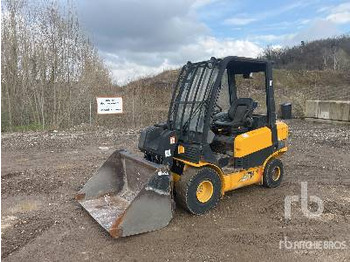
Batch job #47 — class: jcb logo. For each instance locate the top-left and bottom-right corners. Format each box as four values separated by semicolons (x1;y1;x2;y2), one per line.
284;182;324;219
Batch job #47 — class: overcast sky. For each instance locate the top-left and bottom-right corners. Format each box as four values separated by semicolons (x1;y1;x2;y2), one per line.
75;0;350;85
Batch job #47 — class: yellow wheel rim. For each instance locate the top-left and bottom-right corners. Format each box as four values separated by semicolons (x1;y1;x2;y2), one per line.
196;180;214;203
272;166;281;181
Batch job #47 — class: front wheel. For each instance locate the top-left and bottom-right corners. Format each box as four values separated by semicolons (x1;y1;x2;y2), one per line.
263;158;284;188
175;167;222;215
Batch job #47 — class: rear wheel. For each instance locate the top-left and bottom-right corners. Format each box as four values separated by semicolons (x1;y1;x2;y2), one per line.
263;158;284;188
175;167;221;215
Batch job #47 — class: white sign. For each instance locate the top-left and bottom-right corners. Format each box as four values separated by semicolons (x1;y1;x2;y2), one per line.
96;97;123;114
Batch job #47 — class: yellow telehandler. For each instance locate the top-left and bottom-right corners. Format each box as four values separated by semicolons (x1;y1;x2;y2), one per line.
76;56;288;238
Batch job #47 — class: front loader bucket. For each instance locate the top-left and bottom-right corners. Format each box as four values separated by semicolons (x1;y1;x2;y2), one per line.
76;150;174;238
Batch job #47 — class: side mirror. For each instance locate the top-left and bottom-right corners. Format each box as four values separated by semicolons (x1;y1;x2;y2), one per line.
243;72;253;79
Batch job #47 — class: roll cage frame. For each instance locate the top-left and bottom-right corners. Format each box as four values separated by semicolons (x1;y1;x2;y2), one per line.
167;56;278;149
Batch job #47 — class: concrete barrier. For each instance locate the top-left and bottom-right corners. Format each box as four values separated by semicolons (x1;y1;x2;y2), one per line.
305;100;350;122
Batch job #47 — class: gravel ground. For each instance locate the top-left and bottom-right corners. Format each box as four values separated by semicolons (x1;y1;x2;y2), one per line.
1;120;350;261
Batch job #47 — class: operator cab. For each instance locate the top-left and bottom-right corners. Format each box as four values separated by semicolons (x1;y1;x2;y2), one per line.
209;59;272;160
141;56;278;168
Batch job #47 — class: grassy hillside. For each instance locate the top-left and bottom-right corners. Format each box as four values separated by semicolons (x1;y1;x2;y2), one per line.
261;35;350;71
98;68;349;128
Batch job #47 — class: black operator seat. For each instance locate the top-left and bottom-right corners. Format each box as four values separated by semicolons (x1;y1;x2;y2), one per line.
214;98;257;131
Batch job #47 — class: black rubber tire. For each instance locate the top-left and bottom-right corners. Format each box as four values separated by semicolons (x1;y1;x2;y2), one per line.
263;158;284;188
175;167;221;215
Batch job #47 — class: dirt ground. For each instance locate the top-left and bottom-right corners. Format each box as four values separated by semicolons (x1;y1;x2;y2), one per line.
1;120;350;262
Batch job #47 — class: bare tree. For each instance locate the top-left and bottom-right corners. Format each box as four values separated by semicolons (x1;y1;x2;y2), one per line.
1;0;112;131
259;35;350;71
